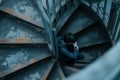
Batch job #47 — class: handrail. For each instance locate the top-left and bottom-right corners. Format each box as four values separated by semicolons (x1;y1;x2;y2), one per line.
36;0;57;57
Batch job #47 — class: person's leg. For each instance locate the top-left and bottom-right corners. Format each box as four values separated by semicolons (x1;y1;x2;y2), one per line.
66;59;75;66
77;53;84;59
74;47;84;60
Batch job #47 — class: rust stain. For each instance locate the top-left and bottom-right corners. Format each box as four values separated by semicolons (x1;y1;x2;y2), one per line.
0;64;27;77
0;59;37;77
0;7;30;21
0;7;44;28
0;70;9;77
41;62;55;80
29;59;37;64
0;7;14;14
64;65;79;72
15;38;30;43
13;64;26;71
58;66;66;79
41;69;50;80
20;14;30;20
0;39;8;43
41;77;46;80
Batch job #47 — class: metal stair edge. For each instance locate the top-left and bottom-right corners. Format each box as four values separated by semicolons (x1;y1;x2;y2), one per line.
63;65;80;72
0;7;44;30
56;6;78;35
0;54;52;79
57;63;66;80
41;59;56;80
0;39;48;45
47;62;66;80
78;39;109;48
74;20;97;35
62;65;81;77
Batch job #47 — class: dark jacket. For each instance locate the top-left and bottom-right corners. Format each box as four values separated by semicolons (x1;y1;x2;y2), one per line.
58;37;79;64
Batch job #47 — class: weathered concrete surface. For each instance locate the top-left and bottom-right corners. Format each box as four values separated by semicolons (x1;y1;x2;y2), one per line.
0;15;46;42
4;58;54;80
0;44;50;78
1;0;43;25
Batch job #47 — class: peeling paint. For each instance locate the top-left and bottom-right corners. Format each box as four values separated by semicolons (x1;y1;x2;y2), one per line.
2;51;29;69
0;17;46;40
24;72;41;80
1;0;42;23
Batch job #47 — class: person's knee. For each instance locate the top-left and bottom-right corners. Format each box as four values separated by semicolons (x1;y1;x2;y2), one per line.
78;54;84;59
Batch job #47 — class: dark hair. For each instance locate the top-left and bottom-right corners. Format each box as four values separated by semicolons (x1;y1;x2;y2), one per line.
63;32;76;43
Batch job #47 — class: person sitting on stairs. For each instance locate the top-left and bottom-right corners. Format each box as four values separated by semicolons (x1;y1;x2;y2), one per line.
58;32;84;64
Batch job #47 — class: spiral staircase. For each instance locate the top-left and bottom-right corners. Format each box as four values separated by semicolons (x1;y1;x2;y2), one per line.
0;0;112;80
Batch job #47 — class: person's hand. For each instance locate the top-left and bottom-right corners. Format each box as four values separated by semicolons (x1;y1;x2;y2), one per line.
77;54;84;60
58;37;65;48
73;47;79;59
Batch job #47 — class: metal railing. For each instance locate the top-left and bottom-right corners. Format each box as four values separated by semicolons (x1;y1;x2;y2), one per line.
36;0;58;58
43;0;67;24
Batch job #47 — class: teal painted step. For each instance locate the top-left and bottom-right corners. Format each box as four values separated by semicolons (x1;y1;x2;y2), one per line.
0;0;43;26
47;63;65;80
3;58;55;80
76;23;110;48
0;14;46;42
79;43;111;60
0;44;51;78
61;65;80;77
58;5;96;36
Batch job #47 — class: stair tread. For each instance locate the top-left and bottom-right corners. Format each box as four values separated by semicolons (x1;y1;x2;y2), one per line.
47;63;66;80
76;57;94;63
0;7;44;29
0;39;48;44
0;0;44;28
0;15;47;41
62;65;80;77
57;6;77;34
4;58;55;80
79;43;111;59
76;25;109;48
83;0;104;3
72;43;111;69
40;59;56;80
58;6;96;36
78;38;108;48
73;63;88;69
0;45;51;78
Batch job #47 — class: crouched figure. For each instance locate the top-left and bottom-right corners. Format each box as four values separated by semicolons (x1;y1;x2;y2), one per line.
58;32;84;65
